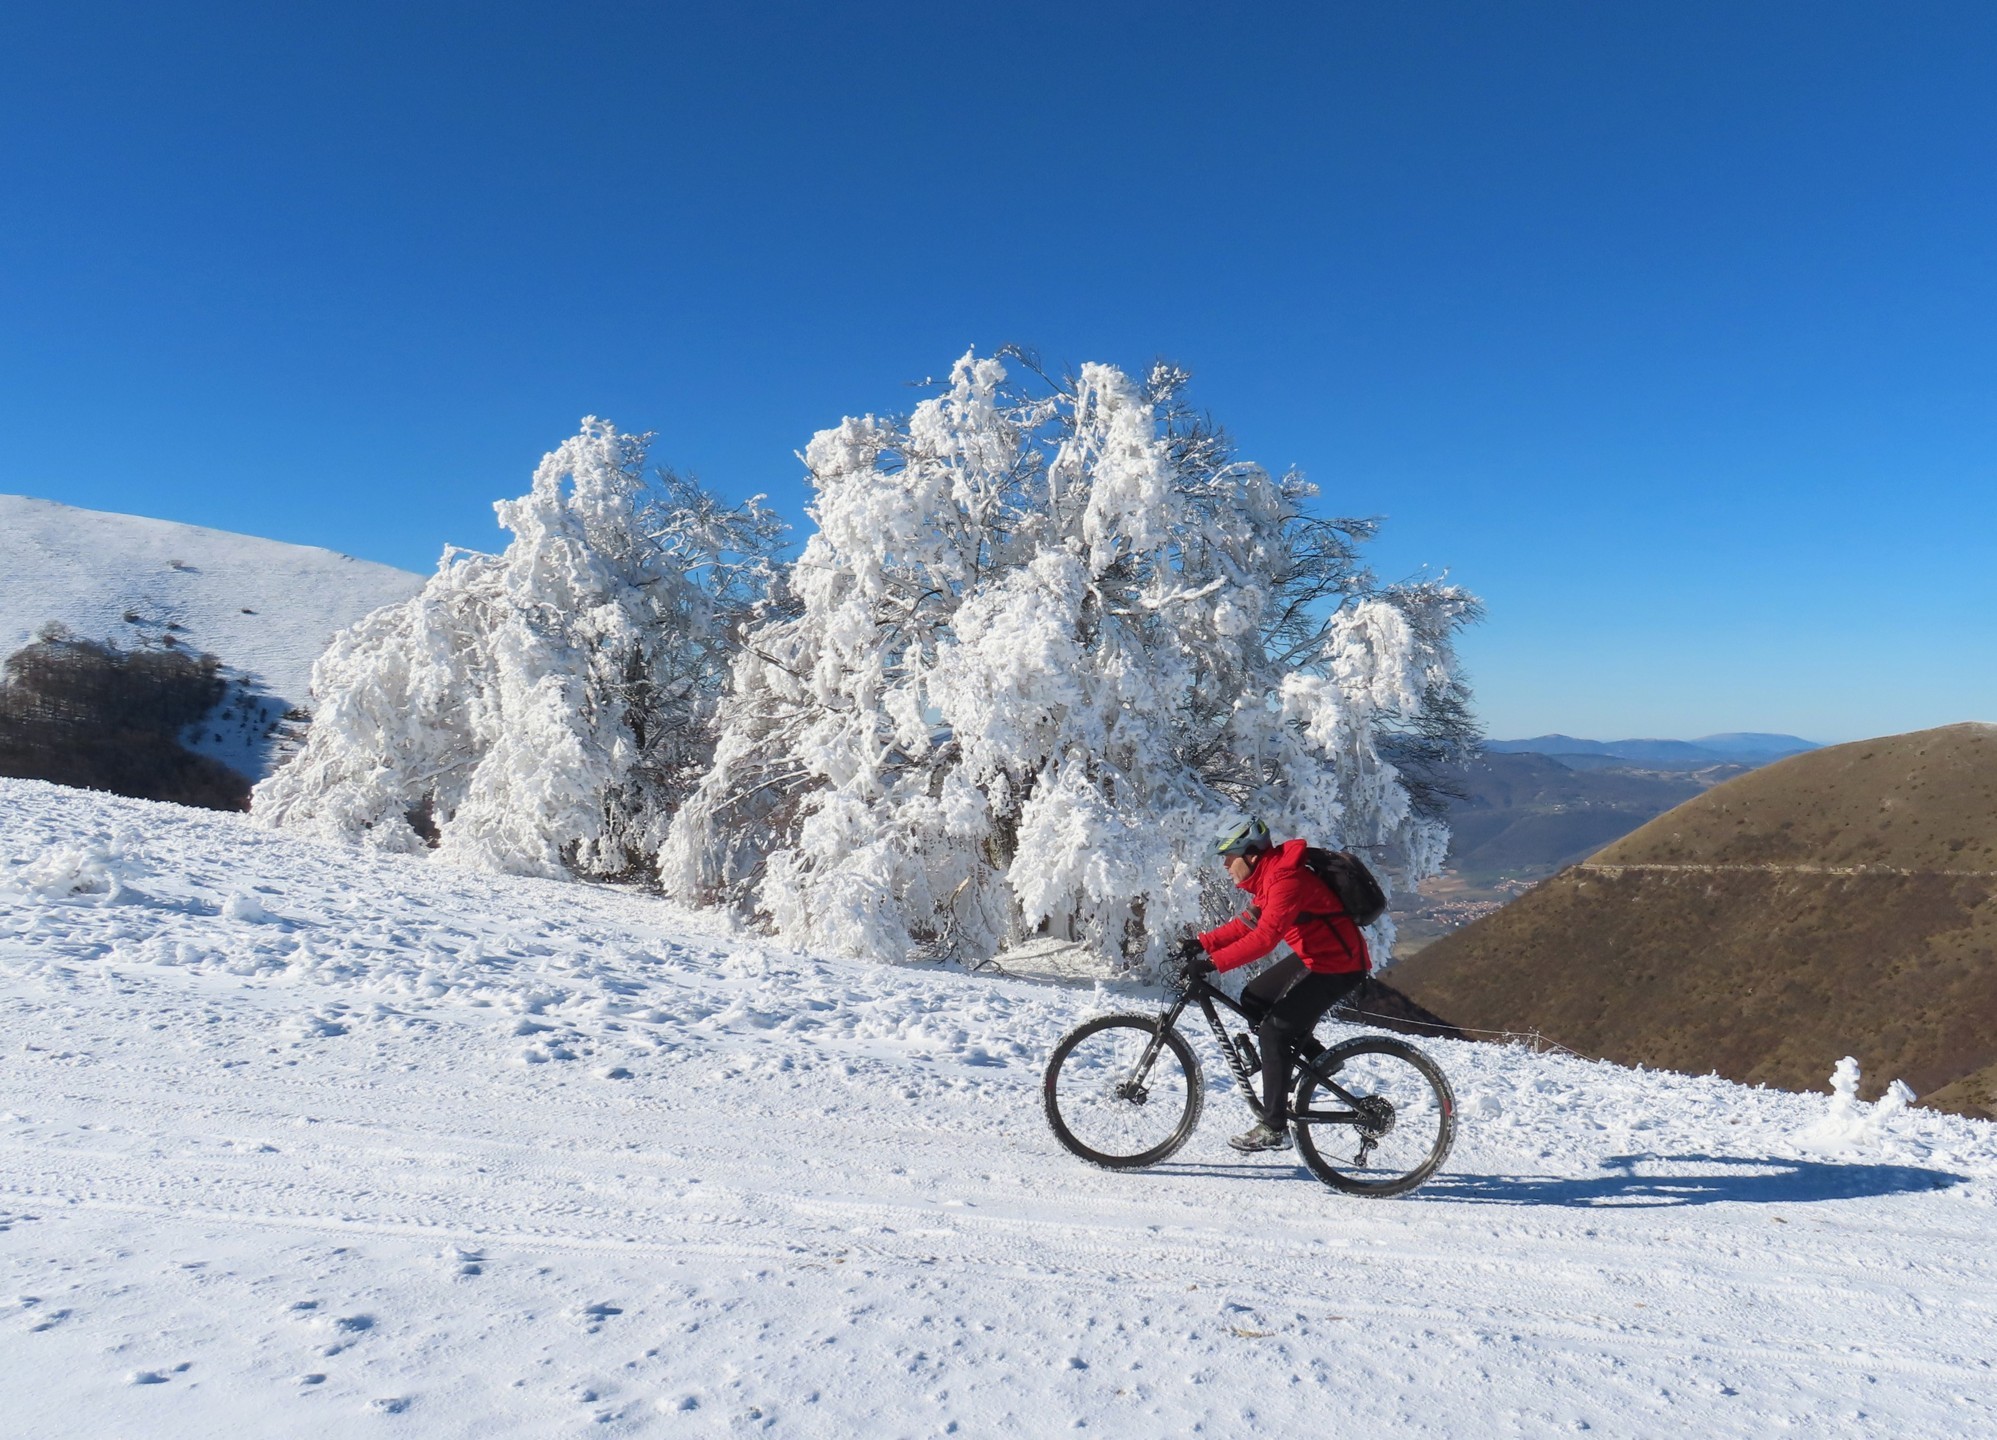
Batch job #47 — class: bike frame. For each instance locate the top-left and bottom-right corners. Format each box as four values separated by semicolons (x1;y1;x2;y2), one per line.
1135;976;1369;1127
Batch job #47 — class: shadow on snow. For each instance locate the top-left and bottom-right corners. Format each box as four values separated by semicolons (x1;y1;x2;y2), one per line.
1411;1152;1965;1208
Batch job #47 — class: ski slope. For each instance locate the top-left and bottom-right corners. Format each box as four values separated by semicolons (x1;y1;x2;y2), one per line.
3;778;1994;1437
0;495;422;736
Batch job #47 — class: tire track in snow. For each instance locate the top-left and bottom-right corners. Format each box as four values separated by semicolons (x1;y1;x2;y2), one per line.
12;999;1996;1322
10;1087;1997;1395
10;1174;1992;1394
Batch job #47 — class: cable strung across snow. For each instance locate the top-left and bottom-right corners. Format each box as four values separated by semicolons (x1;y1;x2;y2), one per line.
1576;862;1997;878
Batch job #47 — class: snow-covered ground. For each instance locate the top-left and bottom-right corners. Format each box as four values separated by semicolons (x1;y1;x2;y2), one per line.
4;778;1994;1438
0;496;422;773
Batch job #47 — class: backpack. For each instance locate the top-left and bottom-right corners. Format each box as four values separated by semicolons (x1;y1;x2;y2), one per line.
1300;846;1388;928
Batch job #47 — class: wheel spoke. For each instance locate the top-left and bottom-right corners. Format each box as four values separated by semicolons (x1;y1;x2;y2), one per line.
1044;1016;1203;1169
1291;1038;1454;1197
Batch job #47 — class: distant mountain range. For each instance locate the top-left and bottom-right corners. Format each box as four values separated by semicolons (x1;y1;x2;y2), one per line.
1437;752;1715;882
1440;735;1819;882
1487;733;1820;768
1388;736;1821;954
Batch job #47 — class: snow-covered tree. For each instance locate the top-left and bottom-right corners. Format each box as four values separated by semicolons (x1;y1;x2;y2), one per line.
661;351;1478;970
253;419;782;878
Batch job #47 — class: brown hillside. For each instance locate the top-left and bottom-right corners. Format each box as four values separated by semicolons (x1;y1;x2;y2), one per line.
1389;724;1997;1117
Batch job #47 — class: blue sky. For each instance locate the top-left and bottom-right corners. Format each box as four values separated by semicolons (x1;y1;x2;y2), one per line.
4;1;1992;743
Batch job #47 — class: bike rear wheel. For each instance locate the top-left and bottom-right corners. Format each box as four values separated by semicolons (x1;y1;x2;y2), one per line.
1043;1014;1204;1169
1291;1035;1455;1197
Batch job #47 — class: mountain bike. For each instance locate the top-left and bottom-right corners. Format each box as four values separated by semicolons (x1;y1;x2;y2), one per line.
1042;966;1456;1197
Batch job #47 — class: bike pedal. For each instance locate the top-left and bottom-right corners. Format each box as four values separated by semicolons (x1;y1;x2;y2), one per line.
1236;1032;1260;1073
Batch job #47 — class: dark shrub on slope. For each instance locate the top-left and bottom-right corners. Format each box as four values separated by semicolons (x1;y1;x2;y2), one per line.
0;630;251;810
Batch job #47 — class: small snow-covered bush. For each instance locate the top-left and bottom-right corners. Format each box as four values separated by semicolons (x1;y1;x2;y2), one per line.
663;351;1477;971
253;420;782;879
4;840;130;902
1798;1056;1919;1154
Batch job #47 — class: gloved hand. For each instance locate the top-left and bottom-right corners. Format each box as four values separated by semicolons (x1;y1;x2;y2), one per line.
1172;936;1213;989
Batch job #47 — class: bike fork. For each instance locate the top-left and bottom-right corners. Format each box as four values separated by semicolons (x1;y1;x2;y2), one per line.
1126;997;1190;1090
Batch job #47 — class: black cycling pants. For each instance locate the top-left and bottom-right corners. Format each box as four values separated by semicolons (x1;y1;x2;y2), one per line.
1239;955;1364;1122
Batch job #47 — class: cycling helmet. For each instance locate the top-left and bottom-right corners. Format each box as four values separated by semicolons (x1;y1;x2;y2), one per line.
1214;811;1271;858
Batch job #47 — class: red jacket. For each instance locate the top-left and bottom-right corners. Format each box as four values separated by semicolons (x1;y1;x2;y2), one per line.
1198;838;1371;976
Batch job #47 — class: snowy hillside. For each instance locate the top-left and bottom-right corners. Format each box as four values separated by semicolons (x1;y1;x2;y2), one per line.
4;778;1995;1437
0;495;423;739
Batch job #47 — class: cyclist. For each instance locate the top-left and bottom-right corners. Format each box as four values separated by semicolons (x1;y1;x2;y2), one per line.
1179;813;1370;1153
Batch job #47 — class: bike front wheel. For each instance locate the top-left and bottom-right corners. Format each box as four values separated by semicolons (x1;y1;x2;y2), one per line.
1043;1013;1204;1169
1291;1035;1455;1197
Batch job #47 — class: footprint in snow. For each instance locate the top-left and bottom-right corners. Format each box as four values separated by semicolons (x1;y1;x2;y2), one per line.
317;1313;375;1354
443;1247;485;1277
282;1013;348;1041
127;1364;190;1385
576;1302;623;1333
